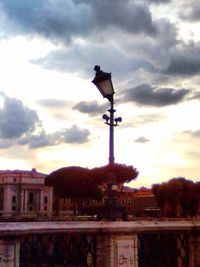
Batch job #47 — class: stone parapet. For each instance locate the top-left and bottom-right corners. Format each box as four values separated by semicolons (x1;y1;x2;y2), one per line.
0;239;19;267
0;220;197;236
96;234;138;267
0;220;199;267
190;234;200;267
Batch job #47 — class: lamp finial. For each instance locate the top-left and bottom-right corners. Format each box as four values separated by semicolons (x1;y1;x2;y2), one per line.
94;65;101;73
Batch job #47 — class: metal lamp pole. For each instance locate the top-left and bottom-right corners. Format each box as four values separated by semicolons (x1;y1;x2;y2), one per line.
108;95;115;165
92;65;123;219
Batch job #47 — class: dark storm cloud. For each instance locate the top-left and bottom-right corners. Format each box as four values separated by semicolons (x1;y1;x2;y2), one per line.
185;130;200;138
122;84;190;107
30;18;177;80
90;0;156;35
73;101;108;116
0;0;182;85
0;0;157;43
18;130;62;148
148;0;171;3
164;55;200;76
191;130;200;137
63;125;90;144
37;99;68;108
18;125;90;148
163;43;200;76
179;3;200;22
31;44;157;79
0;0;93;42
135;136;150;143
0;139;15;149
0;94;90;148
190;91;200;100
0;95;39;139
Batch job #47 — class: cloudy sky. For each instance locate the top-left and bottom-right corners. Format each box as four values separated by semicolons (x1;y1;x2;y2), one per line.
0;0;199;187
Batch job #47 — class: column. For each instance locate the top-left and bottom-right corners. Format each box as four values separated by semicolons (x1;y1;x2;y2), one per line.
188;234;195;267
49;188;53;214
36;190;41;213
0;239;20;267
3;186;11;215
24;190;28;212
40;191;43;214
96;233;138;267
20;189;24;213
193;234;200;266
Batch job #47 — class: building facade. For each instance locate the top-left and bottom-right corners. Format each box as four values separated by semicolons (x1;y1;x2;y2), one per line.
131;188;160;217
0;168;160;219
0;169;53;218
55;186;160;217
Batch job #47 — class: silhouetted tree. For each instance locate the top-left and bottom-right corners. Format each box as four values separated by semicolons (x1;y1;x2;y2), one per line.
152;177;200;217
45;163;138;215
152;184;166;210
45;166;102;215
91;163;139;190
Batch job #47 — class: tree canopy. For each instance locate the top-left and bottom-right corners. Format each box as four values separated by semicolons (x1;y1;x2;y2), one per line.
91;163;139;185
45;163;139;200
152;177;200;217
45;166;102;200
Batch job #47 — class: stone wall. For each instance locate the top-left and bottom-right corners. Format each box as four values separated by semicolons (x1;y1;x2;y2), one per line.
190;234;200;267
0;220;199;267
96;234;138;267
0;239;19;267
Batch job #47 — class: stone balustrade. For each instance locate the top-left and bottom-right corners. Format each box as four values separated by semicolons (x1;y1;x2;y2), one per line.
0;220;199;267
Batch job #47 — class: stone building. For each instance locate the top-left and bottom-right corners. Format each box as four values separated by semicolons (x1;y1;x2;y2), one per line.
131;188;160;217
0;169;53;218
55;186;160;217
118;186;137;214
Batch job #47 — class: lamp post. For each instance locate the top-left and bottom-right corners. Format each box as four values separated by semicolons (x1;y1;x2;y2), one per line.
92;65;124;220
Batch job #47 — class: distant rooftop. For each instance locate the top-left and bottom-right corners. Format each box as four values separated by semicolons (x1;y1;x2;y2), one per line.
122;186;137;193
0;168;46;177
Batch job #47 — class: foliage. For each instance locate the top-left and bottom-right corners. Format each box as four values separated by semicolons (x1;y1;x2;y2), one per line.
46;163;138;198
91;163;139;185
45;166;102;200
45;163;138;215
152;177;200;217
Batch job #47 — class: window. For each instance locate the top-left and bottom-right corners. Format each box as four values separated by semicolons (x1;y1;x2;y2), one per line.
44;196;48;204
12;196;17;212
28;192;34;204
12;196;16;203
0;188;4;210
44;206;47;211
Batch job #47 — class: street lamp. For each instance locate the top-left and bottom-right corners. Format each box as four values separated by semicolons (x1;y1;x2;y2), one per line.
92;65;114;103
92;65;124;220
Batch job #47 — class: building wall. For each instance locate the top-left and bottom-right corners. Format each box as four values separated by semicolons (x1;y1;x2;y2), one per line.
54;187;160;217
0;169;53;218
0;169;161;219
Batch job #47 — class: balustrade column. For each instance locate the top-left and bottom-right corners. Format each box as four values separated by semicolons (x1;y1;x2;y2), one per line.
96;233;138;267
0;238;20;267
191;233;200;267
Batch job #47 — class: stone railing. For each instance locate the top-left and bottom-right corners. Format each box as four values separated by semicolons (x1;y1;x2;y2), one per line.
0;220;199;267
